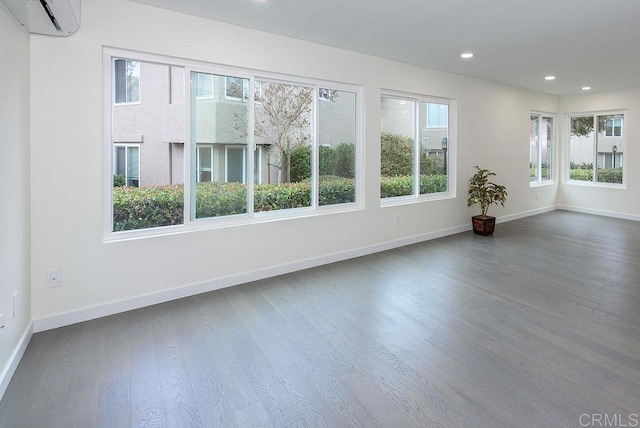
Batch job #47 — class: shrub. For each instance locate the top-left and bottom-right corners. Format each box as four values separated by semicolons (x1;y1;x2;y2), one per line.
597;167;623;184
289;145;312;182
380;174;447;198
112;176;362;230
319;176;355;205
420;154;445;176
113;185;184;231
195;182;247;218
381;132;413;176
569;169;593;181
333;143;355;178
113;174;126;187
319;145;336;177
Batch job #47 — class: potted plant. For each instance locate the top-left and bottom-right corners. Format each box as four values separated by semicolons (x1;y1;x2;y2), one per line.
467;166;507;235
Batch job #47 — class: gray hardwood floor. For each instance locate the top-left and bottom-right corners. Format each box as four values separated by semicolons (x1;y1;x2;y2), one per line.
1;211;639;427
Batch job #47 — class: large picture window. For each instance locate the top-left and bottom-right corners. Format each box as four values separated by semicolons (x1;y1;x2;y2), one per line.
380;93;454;201
106;49;362;236
530;113;553;183
568;113;624;184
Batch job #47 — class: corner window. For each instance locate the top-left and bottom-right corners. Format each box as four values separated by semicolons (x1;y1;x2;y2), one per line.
569;113;624;184
114;59;140;104
380;94;453;201
225;76;248;100
530;113;553;183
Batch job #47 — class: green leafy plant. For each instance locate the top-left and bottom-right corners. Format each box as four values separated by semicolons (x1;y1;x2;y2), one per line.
467;166;507;217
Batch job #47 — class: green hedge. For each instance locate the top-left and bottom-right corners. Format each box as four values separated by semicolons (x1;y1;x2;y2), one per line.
114;177;358;230
569;167;622;183
113;185;184;231
380;174;448;198
290;143;355;181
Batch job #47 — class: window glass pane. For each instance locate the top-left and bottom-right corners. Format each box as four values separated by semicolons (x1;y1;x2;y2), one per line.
112;59;184;231
226;147;246;183
541;117;552;181
530;115;540;182
318;89;356;206
254;80;313;211
419;102;448;193
192;72;249;218
225;77;246;100
596;115;623;184
381;97;415;198
196;73;213;98
569;116;594;182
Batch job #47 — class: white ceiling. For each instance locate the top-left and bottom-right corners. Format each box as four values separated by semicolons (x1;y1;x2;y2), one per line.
129;0;640;96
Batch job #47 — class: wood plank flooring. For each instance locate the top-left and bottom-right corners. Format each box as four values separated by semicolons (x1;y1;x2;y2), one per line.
1;211;639;427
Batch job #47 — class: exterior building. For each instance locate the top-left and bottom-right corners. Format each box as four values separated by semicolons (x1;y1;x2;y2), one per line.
112;60;357;188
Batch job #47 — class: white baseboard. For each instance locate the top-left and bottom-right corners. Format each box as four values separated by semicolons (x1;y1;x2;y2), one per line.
497;205;559;224
558;205;640;222
0;321;33;402
33;223;470;333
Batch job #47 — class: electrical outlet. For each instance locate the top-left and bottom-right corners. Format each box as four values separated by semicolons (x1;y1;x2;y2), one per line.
535;191;539;200
0;313;4;336
13;292;18;317
395;215;401;225
47;268;62;288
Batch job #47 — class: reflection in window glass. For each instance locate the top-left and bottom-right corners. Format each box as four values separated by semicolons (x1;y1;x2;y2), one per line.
112;59;184;231
318;89;356;205
380;97;415;198
254;80;313;211
192;72;249;219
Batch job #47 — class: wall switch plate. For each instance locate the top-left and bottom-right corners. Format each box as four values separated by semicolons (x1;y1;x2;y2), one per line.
47;269;62;288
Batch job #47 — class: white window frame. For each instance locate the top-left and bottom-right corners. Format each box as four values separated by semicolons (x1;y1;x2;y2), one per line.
566;110;626;187
380;90;456;207
103;48;363;241
529;112;554;186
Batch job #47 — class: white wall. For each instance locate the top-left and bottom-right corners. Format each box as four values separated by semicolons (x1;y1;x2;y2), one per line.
560;89;640;219
29;0;560;327
0;4;31;398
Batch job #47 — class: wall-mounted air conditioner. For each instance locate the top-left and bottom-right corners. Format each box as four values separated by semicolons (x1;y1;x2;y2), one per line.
1;0;80;36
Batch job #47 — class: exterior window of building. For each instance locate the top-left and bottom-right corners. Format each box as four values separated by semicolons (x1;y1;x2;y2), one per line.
196;145;214;182
225;76;248;100
530;113;553;183
195;73;213;98
106;49;362;237
114;59;140;104
381;93;453;201
427;102;448;128
113;144;140;187
569;113;624;184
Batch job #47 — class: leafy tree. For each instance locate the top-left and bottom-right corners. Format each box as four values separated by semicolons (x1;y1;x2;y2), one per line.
254;82;313;183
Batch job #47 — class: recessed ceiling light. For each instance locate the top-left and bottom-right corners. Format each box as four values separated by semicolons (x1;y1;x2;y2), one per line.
545;75;556;81
460;53;474;59
582;86;592;91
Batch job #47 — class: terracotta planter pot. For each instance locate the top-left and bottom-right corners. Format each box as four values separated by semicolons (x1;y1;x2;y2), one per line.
472;215;496;236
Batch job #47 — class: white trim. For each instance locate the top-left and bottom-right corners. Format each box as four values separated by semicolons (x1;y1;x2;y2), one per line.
558;205;640;222
35;221;473;333
0;321;33;401
33;205;567;334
